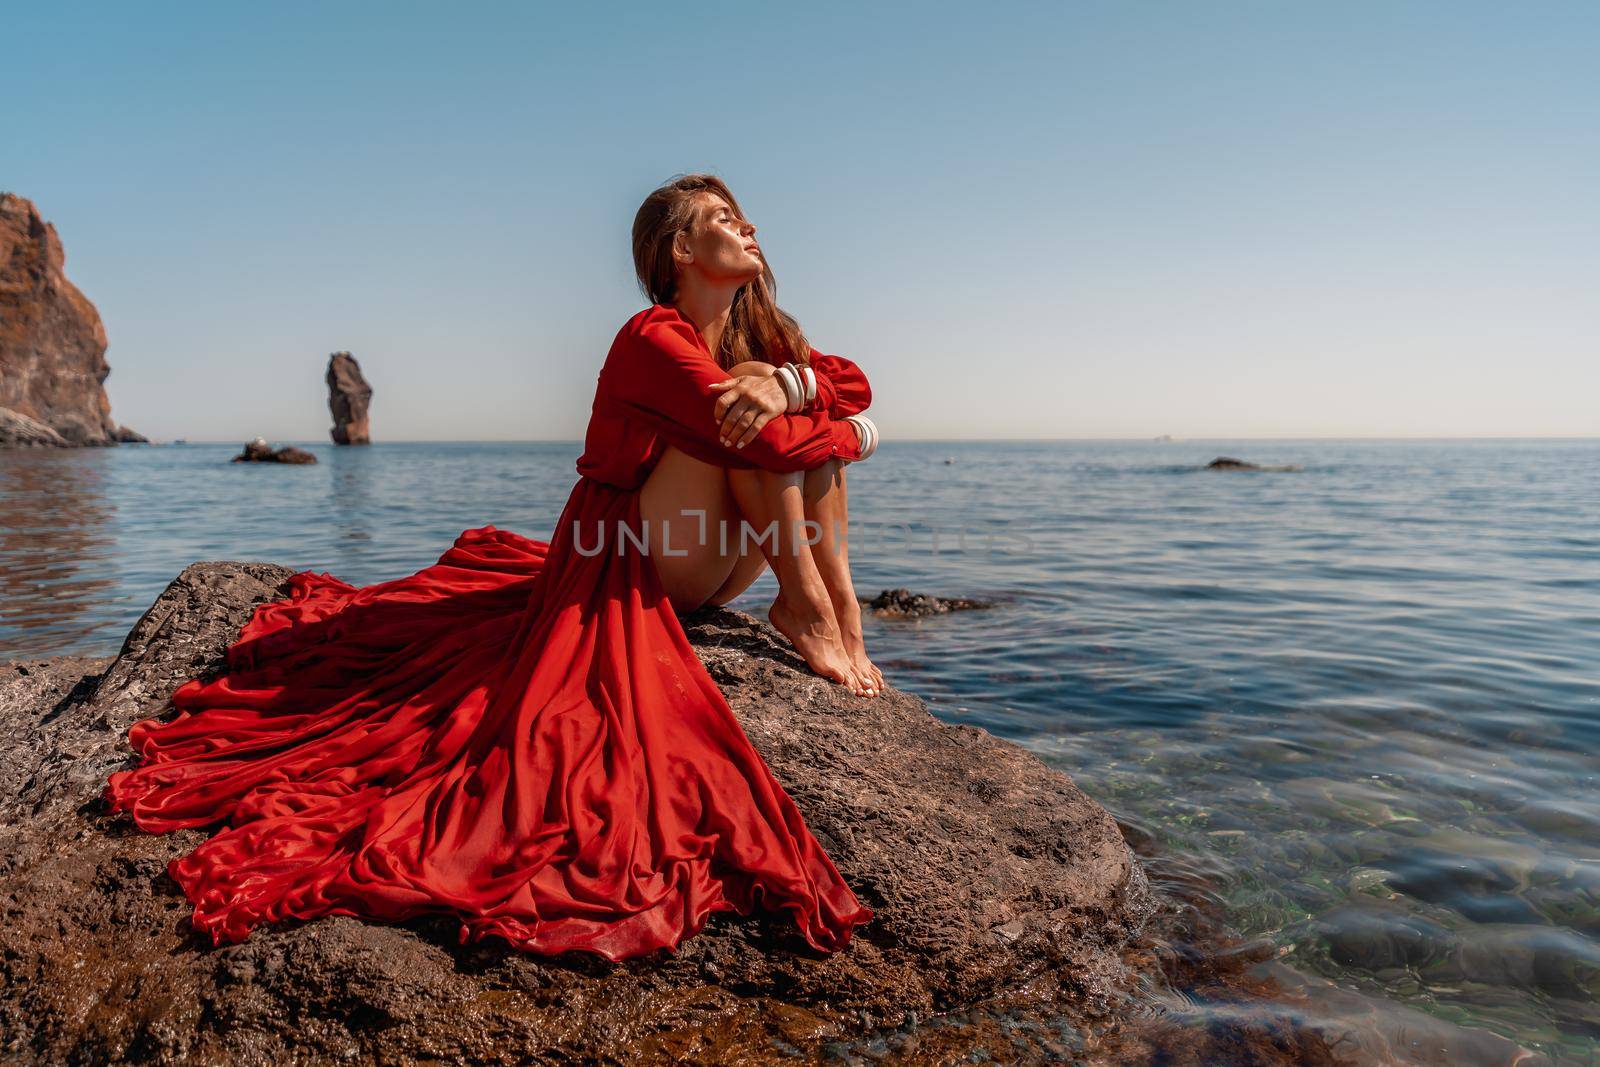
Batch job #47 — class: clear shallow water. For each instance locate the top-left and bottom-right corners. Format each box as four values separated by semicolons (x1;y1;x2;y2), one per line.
3;439;1597;1062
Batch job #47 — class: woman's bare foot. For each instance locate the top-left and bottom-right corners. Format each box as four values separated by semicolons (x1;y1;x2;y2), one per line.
832;596;883;696
768;594;873;695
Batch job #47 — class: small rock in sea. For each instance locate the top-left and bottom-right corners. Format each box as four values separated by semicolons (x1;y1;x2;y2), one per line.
944;457;956;464
232;437;317;464
327;351;373;445
863;588;994;617
1204;456;1303;473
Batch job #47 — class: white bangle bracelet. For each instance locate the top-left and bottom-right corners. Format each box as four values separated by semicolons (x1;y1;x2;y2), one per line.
782;363;811;412
774;364;802;412
786;363;816;408
842;413;878;460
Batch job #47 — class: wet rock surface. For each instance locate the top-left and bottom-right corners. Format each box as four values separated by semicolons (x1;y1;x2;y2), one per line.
326;351;373;445
0;563;1158;1064
861;587;995;617
0;193;141;448
231;437;317;464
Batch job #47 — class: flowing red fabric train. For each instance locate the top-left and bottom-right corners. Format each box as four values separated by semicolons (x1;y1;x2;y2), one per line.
104;482;873;959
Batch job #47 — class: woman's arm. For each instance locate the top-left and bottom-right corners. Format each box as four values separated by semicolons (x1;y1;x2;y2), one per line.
604;314;865;473
805;349;872;418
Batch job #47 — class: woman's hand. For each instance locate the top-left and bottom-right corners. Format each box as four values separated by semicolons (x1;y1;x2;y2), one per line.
709;365;789;449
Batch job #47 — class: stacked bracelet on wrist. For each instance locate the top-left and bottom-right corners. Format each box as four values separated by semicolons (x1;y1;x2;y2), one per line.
773;364;802;412
842;413;879;461
796;363;816;407
773;362;817;413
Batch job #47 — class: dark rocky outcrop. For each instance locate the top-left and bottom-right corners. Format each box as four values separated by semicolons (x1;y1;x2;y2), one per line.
231;437;317;464
0;193;141;448
0;563;1157;1064
326;351;372;445
863;587;994;617
1205;456;1304;472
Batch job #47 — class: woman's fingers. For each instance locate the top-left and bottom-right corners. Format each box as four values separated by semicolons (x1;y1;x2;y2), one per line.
719;404;748;445
735;412;772;449
720;402;761;446
718;396;750;444
712;374;790;447
711;378;745;423
730;409;765;449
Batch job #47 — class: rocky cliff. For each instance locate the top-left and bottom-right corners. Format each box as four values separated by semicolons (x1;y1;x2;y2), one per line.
0;562;1164;1063
0;193;142;447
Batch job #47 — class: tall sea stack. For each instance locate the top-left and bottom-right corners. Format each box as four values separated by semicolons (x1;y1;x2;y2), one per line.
0;193;143;447
326;351;372;445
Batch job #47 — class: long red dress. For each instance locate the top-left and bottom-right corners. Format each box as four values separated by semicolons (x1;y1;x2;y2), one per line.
103;303;878;961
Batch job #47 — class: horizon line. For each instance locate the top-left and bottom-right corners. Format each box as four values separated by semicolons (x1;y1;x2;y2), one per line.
118;434;1600;445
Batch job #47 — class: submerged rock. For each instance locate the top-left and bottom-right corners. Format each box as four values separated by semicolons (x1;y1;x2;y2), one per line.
0;563;1154;1064
326;351;373;445
863;587;994;616
1205;456;1304;472
0;193;140;447
231;437;317;464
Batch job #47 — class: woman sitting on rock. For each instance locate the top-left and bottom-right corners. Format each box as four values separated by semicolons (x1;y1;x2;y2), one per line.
104;173;883;963
599;174;882;697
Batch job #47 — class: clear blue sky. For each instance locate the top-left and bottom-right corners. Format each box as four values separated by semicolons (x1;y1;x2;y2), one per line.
5;1;1596;441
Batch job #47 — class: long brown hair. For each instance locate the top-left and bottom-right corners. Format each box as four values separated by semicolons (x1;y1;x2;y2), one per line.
631;173;810;371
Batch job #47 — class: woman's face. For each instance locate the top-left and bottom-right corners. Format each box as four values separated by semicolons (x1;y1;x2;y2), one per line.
675;193;763;285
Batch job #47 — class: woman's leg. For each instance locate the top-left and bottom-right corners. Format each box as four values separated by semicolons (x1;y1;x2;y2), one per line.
798;459;883;693
639;445;745;613
724;465;873;695
707;461;881;693
702;534;769;608
640;445;870;695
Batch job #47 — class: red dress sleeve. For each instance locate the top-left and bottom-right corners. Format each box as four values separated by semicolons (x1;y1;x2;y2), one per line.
603;311;863;473
805;348;872;418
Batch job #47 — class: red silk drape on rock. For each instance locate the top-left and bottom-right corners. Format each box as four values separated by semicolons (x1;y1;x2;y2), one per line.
103;304;877;960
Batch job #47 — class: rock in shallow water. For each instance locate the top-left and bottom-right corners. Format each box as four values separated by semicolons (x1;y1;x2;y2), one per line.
231;437;317;464
0;562;1154;1064
862;587;994;616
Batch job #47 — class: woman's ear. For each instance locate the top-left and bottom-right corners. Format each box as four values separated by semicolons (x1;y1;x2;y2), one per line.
672;231;692;265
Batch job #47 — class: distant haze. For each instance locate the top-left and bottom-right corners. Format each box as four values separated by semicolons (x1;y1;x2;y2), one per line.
5;2;1596;441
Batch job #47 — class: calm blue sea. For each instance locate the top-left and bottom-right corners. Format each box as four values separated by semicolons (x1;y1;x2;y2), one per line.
3;439;1597;1062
